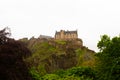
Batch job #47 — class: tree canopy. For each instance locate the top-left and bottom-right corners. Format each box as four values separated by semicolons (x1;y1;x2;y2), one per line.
0;27;11;44
96;35;120;80
0;28;32;80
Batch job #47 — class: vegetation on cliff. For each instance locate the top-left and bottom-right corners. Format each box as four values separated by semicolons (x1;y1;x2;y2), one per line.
23;37;95;74
25;35;120;80
17;36;95;80
1;27;119;80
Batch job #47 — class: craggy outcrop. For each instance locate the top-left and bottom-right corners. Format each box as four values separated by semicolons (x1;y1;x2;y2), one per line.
22;37;95;74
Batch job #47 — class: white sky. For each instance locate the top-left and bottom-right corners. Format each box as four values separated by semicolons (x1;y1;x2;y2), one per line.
0;0;120;52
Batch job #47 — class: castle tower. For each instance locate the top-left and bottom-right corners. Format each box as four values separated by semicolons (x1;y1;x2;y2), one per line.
60;30;64;39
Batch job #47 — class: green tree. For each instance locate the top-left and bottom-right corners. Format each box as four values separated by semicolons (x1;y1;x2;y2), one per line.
97;35;110;52
96;35;120;80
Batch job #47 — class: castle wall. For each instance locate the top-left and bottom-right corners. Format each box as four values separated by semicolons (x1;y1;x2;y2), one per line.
55;30;83;47
55;30;78;40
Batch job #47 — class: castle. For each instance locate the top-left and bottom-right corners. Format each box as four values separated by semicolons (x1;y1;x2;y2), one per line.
55;30;78;40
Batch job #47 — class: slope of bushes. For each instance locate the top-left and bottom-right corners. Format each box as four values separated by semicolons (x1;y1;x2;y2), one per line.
30;66;96;80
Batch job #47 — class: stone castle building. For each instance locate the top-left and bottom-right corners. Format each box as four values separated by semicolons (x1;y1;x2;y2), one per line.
55;30;78;40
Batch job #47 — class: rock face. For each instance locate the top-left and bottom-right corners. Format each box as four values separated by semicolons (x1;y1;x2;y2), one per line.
20;37;95;74
42;48;78;73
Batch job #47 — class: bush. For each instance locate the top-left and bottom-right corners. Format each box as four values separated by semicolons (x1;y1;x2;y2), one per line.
29;67;41;80
42;74;60;80
66;67;95;79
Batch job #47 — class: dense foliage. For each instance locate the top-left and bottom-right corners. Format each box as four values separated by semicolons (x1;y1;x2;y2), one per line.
0;27;11;44
0;28;32;80
30;66;96;80
96;35;120;80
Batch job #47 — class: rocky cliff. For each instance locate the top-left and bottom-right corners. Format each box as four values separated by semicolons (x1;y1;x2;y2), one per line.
20;37;95;75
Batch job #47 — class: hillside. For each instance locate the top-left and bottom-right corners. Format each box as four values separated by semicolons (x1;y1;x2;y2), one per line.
1;27;119;80
20;37;95;76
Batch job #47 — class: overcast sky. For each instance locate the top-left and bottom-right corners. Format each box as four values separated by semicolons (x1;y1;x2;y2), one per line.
0;0;120;52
